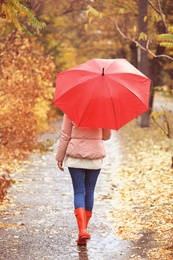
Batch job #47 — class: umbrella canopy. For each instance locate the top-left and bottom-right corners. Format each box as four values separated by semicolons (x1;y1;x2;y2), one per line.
53;58;151;130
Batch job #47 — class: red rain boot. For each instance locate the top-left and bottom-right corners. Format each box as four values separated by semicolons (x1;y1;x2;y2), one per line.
85;210;92;229
74;208;90;246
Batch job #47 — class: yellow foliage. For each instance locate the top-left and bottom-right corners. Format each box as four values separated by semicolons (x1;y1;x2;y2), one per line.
0;0;45;32
0;32;56;175
34;98;52;133
86;5;103;19
56;43;77;70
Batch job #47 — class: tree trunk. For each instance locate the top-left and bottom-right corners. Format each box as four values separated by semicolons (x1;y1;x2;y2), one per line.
130;42;137;68
137;0;150;127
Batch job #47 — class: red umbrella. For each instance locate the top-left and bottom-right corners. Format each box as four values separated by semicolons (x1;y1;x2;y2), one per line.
53;58;151;130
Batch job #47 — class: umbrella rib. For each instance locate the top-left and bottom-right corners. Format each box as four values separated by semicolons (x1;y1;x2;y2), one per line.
104;79;118;129
55;74;100;102
107;74;150;108
77;77;102;127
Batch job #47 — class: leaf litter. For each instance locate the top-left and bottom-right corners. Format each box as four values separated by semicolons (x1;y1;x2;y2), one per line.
110;120;173;259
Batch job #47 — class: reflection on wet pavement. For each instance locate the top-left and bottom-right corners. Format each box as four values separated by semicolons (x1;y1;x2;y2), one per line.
0;129;152;259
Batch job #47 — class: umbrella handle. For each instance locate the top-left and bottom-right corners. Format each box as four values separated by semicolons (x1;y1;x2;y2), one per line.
102;68;104;76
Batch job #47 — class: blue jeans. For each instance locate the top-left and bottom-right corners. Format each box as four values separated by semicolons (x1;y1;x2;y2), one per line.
69;168;100;211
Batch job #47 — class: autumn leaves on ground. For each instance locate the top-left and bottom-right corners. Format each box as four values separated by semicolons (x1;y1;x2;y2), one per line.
116;120;173;259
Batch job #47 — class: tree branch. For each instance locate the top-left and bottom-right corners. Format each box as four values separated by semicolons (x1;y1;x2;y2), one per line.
161;108;171;138
147;0;168;32
151;115;170;138
157;0;168;33
114;21;173;61
147;0;160;14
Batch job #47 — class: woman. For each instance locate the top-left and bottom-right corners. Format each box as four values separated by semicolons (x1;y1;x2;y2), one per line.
56;114;111;246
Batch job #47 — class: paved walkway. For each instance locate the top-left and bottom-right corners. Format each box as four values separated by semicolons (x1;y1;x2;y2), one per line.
0;124;149;260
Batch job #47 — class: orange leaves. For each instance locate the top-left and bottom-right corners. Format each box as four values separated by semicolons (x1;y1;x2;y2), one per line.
0;175;13;202
0;32;56;200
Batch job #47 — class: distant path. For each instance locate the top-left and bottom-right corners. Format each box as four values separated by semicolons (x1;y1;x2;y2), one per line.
153;93;173;111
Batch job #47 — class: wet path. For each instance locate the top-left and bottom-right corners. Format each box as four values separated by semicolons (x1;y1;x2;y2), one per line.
0;127;149;259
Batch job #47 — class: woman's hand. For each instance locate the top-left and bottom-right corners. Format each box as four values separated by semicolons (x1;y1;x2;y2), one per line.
57;161;64;171
102;129;111;140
